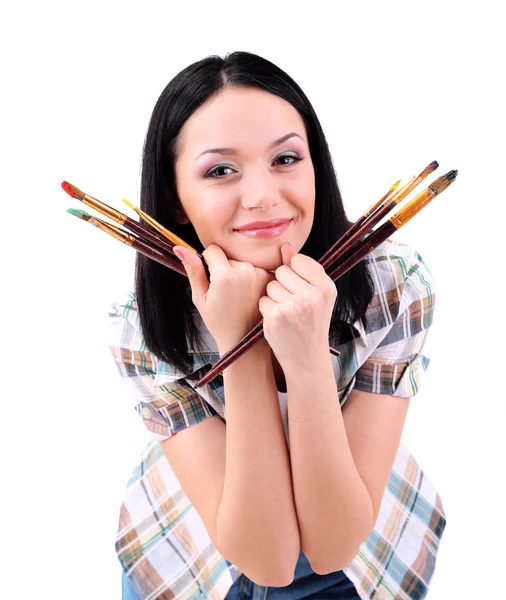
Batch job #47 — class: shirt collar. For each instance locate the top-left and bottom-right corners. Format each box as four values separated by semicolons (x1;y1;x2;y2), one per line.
350;317;368;345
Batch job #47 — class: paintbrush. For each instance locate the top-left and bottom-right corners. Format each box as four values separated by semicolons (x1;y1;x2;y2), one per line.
196;169;458;388
328;170;456;279
65;205;341;358
66;208;187;276
318;177;402;269
320;161;439;272
61;181;203;261
65;205;340;356
121;198;196;252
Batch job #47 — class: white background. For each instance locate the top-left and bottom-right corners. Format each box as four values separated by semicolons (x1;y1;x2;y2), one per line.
1;2;504;598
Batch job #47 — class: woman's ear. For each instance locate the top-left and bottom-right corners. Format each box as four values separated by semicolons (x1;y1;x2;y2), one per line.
174;204;190;225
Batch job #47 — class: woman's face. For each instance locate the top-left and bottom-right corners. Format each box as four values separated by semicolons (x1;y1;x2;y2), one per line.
174;87;316;271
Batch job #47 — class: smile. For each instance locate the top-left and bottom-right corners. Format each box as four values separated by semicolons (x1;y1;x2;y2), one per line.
234;219;293;239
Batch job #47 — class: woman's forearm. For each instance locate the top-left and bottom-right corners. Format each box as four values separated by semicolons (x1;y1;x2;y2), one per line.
284;350;373;574
216;338;300;586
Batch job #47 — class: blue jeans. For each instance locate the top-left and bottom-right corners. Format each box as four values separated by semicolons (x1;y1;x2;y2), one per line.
122;550;360;599
225;550;360;600
122;571;142;600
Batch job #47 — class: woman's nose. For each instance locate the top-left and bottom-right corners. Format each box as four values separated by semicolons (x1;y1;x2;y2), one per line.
240;169;281;211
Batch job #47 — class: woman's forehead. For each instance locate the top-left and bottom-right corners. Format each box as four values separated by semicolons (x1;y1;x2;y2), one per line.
178;88;307;159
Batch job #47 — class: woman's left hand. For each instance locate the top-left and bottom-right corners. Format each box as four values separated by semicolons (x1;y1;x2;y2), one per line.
258;242;338;373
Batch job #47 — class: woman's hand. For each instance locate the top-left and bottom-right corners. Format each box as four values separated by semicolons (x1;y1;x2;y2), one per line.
173;244;275;352
258;242;337;373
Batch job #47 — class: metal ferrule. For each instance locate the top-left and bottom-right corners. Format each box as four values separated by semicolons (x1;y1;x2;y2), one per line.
389;188;435;229
134;207;194;251
388;176;422;206
83;194;127;224
90;217;130;242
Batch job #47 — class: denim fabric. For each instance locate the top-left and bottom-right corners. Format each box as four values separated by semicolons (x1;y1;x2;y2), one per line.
224;550;360;600
122;571;143;600
121;551;360;599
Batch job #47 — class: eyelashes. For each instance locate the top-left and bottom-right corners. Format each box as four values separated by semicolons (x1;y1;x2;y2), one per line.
204;153;303;179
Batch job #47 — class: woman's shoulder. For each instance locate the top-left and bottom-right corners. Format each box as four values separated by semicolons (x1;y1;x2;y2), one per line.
358;238;436;339
109;289;138;319
367;237;431;268
108;289;214;359
109;288;198;325
108;290;145;353
365;238;435;292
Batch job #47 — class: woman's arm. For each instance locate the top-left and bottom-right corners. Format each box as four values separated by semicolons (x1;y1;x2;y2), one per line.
285;348;410;576
285;350;373;574
216;337;301;587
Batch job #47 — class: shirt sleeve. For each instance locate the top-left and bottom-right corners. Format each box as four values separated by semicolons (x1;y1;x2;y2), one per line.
353;252;436;398
108;294;220;442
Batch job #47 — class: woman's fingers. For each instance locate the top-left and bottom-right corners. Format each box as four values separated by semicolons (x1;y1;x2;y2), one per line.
173;246;209;306
281;242;297;267
201;244;231;282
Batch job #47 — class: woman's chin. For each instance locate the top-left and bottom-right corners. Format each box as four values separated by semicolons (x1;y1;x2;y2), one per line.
224;247;283;272
251;257;283;272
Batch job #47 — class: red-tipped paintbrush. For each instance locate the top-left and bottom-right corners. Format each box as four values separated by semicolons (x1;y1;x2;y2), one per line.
65;205;341;357
66;208;187;276
61;181;203;261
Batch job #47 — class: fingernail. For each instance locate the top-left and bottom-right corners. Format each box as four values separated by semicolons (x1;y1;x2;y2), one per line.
173;247;185;262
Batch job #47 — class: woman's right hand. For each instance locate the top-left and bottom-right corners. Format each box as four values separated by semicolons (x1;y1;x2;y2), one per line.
173;244;275;352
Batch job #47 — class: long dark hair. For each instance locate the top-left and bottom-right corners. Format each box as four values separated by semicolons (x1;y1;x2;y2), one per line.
135;51;374;373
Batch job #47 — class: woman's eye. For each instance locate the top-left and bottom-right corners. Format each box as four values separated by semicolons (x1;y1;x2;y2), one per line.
274;153;302;166
205;165;234;178
204;153;302;178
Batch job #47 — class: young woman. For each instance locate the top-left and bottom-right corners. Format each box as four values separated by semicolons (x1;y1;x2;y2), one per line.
110;51;446;600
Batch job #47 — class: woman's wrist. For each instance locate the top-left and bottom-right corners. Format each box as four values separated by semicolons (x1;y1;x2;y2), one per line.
280;341;333;379
217;336;271;362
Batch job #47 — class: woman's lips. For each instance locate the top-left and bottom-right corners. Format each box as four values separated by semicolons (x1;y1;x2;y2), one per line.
235;219;293;239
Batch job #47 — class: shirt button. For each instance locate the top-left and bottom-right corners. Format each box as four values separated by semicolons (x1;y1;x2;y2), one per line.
142;406;152;420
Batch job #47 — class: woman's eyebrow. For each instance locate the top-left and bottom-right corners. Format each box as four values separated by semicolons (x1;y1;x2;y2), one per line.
195;132;303;160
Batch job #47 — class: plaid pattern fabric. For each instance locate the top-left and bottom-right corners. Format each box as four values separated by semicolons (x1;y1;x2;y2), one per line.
109;239;446;600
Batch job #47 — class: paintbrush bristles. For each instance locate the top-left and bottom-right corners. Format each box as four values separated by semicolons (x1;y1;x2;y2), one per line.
67;208;92;220
420;161;439;178
122;198;135;209
121;197;197;253
429;170;458;194
62;181;85;200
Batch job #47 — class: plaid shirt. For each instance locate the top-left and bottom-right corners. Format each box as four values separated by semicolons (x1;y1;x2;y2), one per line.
109;239;446;600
